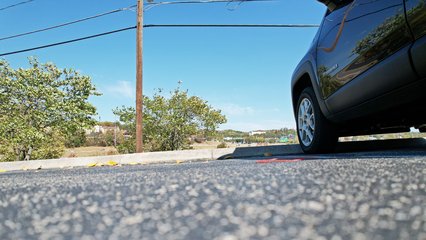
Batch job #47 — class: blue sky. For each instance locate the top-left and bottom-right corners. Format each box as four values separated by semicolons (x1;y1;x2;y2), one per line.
0;0;325;131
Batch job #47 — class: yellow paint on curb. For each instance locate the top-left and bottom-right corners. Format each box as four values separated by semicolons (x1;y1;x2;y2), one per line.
176;160;183;164
128;162;139;165
106;160;118;166
0;169;7;173
87;163;98;167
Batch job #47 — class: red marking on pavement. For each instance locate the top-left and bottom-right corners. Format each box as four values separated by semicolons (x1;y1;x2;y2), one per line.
256;158;304;164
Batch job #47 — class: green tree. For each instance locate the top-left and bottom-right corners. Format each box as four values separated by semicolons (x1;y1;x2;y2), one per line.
114;87;227;153
98;121;115;127
0;58;99;161
100;130;117;147
65;129;87;148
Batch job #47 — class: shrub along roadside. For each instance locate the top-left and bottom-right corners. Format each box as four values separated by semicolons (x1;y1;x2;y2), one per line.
114;87;227;153
0;58;99;161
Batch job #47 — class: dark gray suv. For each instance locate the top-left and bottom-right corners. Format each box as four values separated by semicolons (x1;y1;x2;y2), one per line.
292;0;426;153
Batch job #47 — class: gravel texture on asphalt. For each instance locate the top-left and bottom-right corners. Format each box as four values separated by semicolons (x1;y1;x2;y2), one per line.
0;155;425;240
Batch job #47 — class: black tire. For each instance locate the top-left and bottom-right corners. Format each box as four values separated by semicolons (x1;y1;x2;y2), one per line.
296;87;338;153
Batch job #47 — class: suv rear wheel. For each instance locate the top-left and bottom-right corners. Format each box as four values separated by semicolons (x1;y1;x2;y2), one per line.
296;87;338;153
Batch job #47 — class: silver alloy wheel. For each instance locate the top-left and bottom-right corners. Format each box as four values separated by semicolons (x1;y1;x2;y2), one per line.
298;98;315;146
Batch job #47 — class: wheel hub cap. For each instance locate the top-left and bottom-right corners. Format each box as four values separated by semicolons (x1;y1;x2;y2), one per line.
298;98;315;146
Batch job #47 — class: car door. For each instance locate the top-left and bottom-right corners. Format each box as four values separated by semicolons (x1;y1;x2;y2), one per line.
405;0;426;39
315;0;415;115
405;0;426;77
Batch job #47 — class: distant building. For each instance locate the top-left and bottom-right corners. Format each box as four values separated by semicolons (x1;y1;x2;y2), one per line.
86;125;119;135
249;130;266;136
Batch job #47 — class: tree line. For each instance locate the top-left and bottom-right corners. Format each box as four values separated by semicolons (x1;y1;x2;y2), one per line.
0;58;226;161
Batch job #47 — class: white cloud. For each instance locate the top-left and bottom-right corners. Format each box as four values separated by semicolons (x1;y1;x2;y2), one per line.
219;103;255;116
104;81;135;99
213;103;296;131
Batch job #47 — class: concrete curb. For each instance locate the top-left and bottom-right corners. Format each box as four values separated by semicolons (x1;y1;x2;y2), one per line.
0;144;302;172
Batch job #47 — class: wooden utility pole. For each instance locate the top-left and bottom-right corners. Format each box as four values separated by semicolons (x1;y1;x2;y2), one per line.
136;0;144;152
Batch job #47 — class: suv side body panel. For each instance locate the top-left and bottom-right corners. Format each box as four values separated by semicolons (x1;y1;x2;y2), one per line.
406;0;426;77
410;36;426;77
326;45;420;122
406;0;426;39
316;0;415;115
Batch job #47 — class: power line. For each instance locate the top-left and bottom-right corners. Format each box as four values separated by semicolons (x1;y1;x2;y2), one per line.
0;26;136;57
0;0;34;11
0;5;137;42
0;23;319;57
0;0;275;42
144;24;320;28
0;1;316;57
144;0;274;11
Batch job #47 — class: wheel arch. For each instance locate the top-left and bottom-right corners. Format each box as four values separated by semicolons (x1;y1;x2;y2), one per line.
292;74;312;114
291;61;331;118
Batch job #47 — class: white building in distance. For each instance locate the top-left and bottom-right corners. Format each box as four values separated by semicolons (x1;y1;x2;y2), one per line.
249;130;266;136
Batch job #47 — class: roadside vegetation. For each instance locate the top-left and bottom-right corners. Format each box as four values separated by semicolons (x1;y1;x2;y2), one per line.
0;58;99;161
1;58;425;161
0;61;227;161
218;128;298;145
341;132;426;142
113;87;227;153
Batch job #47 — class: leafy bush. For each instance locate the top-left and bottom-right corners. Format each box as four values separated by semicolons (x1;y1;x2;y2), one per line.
85;130;124;147
114;87;227;153
0;58;99;161
1;130;65;161
217;142;228;149
65;129;87;148
116;138;136;154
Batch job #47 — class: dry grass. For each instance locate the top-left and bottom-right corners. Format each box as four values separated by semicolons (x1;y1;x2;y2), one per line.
63;146;118;158
190;141;283;150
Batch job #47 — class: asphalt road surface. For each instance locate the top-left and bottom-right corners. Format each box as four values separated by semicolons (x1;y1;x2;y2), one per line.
0;139;425;240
